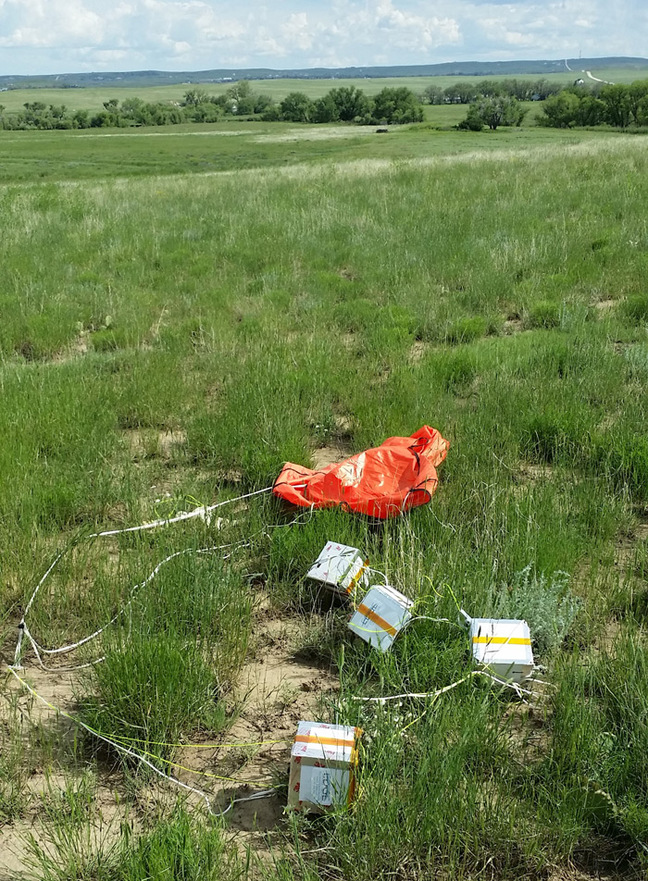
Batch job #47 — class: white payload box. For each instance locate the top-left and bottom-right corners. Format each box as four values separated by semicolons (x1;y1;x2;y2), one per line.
306;541;369;598
287;721;362;813
348;584;414;652
470;618;534;683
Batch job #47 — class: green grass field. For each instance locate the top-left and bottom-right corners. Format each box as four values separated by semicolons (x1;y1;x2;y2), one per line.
1;114;648;880
0;114;612;183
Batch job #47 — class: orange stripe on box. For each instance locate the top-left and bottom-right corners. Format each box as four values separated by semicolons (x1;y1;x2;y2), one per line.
357;604;398;637
472;636;531;645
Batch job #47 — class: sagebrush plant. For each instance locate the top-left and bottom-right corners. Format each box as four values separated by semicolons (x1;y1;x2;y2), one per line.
490;564;582;657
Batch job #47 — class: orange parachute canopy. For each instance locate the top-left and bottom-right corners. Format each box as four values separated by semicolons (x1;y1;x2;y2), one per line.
273;425;449;519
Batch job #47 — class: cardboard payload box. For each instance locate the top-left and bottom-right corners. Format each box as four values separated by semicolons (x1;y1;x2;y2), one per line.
288;721;362;813
470;618;534;683
306;541;369;598
348;584;414;652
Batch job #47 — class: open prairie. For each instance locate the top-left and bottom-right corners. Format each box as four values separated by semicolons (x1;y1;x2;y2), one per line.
0;64;637;116
1;117;648;880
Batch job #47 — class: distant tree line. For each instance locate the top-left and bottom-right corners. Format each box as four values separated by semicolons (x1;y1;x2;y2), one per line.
0;81;423;130
264;85;423;124
422;78;562;105
454;78;648;132
10;77;643;133
538;80;648;128
0;82;272;130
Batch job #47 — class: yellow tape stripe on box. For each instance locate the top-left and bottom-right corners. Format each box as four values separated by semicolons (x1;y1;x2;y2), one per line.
472;636;531;645
345;561;369;594
356;603;398;637
295;734;356;748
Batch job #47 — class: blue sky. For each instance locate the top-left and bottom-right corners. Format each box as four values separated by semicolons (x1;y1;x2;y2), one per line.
0;0;645;76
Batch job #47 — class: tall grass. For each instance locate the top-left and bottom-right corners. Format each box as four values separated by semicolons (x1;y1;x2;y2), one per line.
2;130;648;878
24;799;242;881
80;553;252;764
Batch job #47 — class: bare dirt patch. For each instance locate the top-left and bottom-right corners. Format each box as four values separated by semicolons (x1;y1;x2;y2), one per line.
123;428;187;461
596;619;624;656
176;598;339;852
613;519;648;575
51;330;89;364
310;415;354;470
408;340;430;364
2;584;340;871
1;666;130;879
503;318;524;335
311;444;351;470
592;298;619;312
517;462;555;482
508;462;555;500
3;666;78;730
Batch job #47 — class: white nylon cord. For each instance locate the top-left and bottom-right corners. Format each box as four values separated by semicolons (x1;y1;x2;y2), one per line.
13;498;315;671
15;541;250;672
88;486;273;538
407;616;464;629
351;669;534;703
17;485;274;656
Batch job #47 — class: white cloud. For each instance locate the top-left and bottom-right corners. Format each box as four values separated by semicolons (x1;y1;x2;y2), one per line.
282;13;313;52
0;0;104;48
0;0;645;75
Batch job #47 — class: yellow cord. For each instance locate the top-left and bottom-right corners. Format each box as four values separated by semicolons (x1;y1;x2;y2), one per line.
105;730;289;751
8;669;282;787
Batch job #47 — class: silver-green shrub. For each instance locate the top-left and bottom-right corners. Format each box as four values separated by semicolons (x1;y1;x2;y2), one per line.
491;564;581;656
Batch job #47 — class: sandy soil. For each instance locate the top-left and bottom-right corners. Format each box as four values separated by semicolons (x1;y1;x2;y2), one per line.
1;592;339;875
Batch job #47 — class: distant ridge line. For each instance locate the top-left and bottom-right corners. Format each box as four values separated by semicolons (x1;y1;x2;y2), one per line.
1;56;647;90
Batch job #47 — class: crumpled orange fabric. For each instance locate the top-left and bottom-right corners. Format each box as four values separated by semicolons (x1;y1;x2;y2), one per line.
273;425;449;519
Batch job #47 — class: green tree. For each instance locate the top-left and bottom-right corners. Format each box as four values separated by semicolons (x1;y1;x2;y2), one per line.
574;94;605;126
477;79;505;98
253;94;274;114
627;80;648;125
49;104;72;129
443;82;477;104
313;93;338;123
190;102;221;123
97;98;124;127
370;87;423;124
260;103;282;122
422;84;444;105
600;84;632;128
460;95;527;131
120;97;146;124
532;78;561;100
327;86;369;121
279;92;314;122
182;88;209;107
72;109;90;129
226;80;255;115
538;91;581;128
